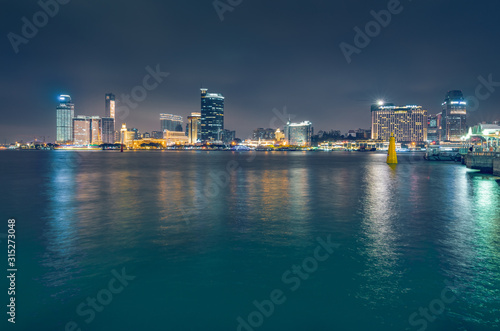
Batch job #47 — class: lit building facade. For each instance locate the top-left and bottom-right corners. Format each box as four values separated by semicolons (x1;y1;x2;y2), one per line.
275;128;285;142
200;88;224;142
105;93;116;118
441;90;467;141
56;94;75;144
120;123;136;147
284;121;313;146
73;116;101;145
427;113;442;143
160;114;183;132
163;130;189;146
101;117;115;144
187;112;201;143
371;104;428;143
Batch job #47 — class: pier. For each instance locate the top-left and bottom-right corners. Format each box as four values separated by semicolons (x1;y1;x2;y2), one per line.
465;152;500;174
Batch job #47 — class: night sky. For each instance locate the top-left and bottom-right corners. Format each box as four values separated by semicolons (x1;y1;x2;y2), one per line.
1;0;500;143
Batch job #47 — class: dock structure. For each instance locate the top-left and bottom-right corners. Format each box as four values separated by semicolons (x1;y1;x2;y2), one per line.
465;152;500;174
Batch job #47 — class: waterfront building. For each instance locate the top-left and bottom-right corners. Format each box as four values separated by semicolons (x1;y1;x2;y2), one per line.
120;123;136;147
105;93;116;118
441;90;467;141
56;94;75;144
222;129;236;144
131;138;167;149
275;129;285;142
151;131;163;139
187;112;201;143
142;132;151;139
101;117;115;144
284;121;313;146
130;128;140;139
253;128;276;140
427;113;442;143
200;88;224;142
163;130;189;146
371;103;428;143
160;114;183;132
73;116;101;145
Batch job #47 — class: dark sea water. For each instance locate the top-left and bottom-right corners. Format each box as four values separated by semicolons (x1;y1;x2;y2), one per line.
0;150;499;331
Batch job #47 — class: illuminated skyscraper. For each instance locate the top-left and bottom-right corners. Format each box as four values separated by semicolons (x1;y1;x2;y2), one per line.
160;114;183;132
284;121;313;146
371;104;428;143
103;93;116;144
105;93;116;118
56;94;74;144
73;116;101;145
187;112;201;143
200;88;224;142
101;117;115;144
441;90;467;141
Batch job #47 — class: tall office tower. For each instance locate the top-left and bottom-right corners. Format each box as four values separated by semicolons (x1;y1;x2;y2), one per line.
200;88;224;142
101;117;115;144
371;104;428;143
160;114;183;132
103;94;116;142
284;121;313;146
56;94;75;144
187;112;201;143
441;90;467;141
73;116;101;145
105;93;116;118
427;113;442;143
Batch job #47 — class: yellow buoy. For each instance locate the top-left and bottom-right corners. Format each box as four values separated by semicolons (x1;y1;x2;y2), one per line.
387;133;398;164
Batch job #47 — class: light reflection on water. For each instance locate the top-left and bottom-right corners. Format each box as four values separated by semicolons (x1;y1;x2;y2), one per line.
1;151;499;330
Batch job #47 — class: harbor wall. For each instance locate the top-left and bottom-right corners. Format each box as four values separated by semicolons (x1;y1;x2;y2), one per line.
494;158;500;176
466;153;496;173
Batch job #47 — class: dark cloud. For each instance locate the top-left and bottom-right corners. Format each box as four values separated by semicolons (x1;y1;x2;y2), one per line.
1;0;499;142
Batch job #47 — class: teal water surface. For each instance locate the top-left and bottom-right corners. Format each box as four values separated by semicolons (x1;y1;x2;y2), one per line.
0;151;499;331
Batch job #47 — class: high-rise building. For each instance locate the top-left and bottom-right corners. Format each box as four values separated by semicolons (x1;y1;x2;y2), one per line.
222;129;236;144
160;114;183;132
284;121;313;146
427;113;442;143
73;116;101;145
101;117;115;144
56;94;75;144
371;103;428;143
441;90;467;141
187;112;201;144
105;93;116;118
200;88;224;142
103;94;116;143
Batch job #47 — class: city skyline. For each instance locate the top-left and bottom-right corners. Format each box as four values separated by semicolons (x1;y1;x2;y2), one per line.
3;1;500;143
